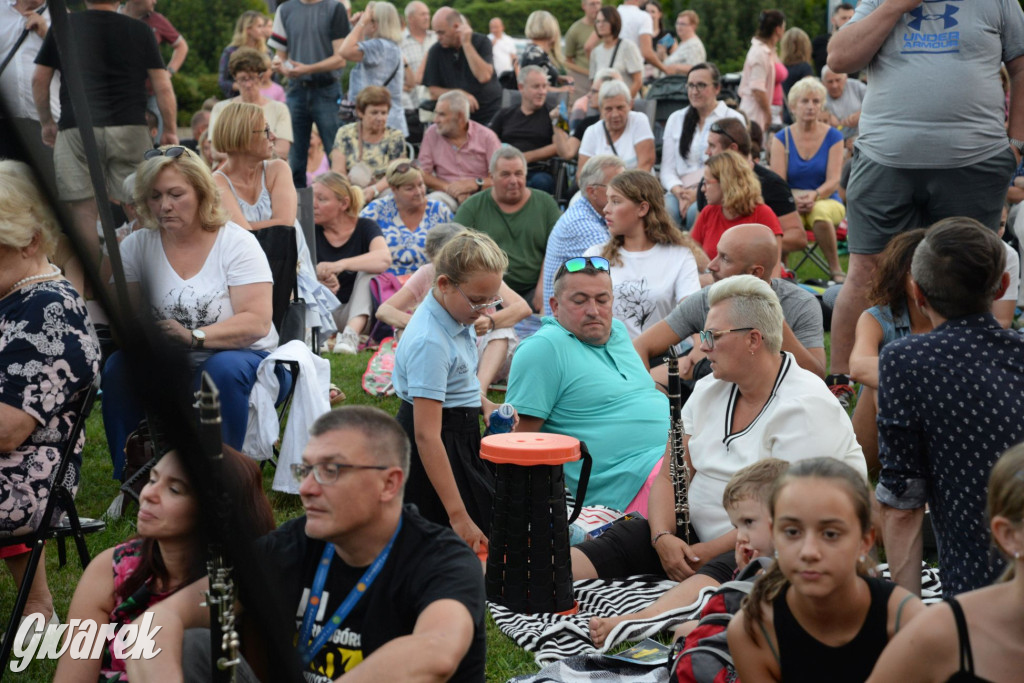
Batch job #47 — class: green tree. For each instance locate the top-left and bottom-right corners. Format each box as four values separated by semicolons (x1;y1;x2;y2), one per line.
158;0;268;124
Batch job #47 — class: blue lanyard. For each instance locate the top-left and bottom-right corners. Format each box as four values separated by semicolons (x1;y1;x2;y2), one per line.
297;517;403;666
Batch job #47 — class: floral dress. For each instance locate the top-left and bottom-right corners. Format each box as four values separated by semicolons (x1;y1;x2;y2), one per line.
359;196;453;276
99;539;176;681
0;279;100;537
332;123;405;180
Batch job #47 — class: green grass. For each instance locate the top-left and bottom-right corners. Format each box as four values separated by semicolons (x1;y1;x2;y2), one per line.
3;258;851;681
0;351;537;682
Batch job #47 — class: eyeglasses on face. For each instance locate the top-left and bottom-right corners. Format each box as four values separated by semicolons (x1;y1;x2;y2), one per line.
698;327;754;349
144;146;191;161
253;124;272;139
291;461;388;485
710;121;738;147
455;284;502;312
687;81;711;92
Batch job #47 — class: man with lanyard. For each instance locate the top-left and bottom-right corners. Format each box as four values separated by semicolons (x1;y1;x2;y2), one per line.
126;406;486;682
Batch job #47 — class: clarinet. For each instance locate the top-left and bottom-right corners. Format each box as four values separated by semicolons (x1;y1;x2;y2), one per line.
196;372;240;683
666;347;691;543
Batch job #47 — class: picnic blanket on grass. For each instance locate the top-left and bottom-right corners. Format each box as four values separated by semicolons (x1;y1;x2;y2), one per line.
492;563;943;678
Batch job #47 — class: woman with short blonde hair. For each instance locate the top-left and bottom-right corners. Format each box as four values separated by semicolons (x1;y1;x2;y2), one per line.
338;1;408;136
521;10;570;88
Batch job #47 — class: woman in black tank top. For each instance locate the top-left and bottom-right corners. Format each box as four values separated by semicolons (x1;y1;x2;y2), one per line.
866;445;1024;683
728;458;922;682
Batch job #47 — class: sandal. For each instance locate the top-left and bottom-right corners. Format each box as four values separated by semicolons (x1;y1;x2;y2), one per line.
329;384;346;406
830;271;846;284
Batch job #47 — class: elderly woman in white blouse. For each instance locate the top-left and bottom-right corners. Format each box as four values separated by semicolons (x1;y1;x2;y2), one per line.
576;79;655;184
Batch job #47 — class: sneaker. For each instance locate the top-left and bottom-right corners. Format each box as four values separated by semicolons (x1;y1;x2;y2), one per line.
332;328;359;354
825;373;855;409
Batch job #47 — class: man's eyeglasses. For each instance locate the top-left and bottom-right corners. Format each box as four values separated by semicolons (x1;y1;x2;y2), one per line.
291;462;388;485
709;121;737;147
144;146;191;161
455;284;502;312
554;256;611;282
698;327;754;349
254;125;272;139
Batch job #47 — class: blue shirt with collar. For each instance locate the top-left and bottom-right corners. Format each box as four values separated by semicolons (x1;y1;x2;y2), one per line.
393;289;481;408
506;316;668;512
877;313;1024;595
542;198;609;316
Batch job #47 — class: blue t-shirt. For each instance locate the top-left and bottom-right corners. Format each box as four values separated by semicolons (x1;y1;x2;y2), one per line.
506;317;668;512
775;126;843;200
392;290;481;408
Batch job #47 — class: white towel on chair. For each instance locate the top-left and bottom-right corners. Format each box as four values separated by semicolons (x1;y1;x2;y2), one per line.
243;340;331;493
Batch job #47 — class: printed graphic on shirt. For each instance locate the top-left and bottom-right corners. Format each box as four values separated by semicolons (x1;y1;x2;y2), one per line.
614;278;655;331
902;1;961;55
294;587;365;682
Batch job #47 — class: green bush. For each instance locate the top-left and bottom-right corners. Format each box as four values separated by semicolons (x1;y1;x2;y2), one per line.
157;0;268;125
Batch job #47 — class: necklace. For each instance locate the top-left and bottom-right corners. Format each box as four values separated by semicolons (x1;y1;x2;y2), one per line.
2;263;61;299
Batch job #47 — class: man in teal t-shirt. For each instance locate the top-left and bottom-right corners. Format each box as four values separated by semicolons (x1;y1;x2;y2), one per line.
454;146;560;311
506;258;668;512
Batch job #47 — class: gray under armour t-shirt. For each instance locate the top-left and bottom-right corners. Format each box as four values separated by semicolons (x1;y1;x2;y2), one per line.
848;0;1024;168
664;278;824;351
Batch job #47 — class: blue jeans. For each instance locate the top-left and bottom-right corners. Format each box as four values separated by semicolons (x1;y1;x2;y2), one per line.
664;191;700;230
527;170;556;195
102;348;290;479
286;81;341;188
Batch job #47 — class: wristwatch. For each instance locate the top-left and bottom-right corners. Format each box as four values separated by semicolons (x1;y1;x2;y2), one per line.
1011;137;1024;155
191;328;206;349
475;177;484;191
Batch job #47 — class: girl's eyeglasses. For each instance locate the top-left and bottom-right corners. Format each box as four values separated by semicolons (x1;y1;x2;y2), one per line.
455;284;502;312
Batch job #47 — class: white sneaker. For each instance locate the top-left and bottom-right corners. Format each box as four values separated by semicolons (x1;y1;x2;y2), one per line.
332;328;359;354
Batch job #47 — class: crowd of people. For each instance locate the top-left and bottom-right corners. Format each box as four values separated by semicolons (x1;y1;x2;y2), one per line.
2;0;1024;681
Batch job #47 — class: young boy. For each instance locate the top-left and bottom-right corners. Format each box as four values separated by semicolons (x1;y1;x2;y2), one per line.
589;458;789;647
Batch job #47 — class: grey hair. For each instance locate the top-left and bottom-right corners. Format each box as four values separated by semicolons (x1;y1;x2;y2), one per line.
579;154;624;190
122;173;137;207
424;222;466;260
310;406;411;477
404;0;427;18
518;64;547;86
598;79;631;107
593;67;623;83
489;144;527;176
437;89;470;120
707;274;784;354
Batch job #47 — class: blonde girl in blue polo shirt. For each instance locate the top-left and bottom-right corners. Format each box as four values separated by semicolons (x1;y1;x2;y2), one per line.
392;229;513;551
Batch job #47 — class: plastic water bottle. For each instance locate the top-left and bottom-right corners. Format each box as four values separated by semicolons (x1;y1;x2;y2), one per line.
487;403;515;435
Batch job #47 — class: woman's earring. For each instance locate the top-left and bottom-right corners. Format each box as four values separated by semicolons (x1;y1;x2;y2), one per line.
1015;551;1022;560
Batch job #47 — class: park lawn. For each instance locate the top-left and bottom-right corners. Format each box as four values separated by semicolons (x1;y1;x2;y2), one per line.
1;254;845;681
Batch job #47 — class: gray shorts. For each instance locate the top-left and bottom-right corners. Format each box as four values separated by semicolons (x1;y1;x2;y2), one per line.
53;125;153;202
844;146;1016;254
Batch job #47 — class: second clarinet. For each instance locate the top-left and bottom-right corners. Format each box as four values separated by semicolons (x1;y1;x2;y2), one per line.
666;347;691;542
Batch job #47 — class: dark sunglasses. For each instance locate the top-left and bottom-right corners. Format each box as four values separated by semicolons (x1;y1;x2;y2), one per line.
554;256;611;281
709;121;737;147
144;146;191;161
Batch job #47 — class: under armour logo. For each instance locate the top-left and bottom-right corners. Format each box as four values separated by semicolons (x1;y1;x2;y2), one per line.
907;4;959;30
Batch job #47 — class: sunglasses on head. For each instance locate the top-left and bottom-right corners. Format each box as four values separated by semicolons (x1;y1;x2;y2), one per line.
709;121;737;147
144;146;191;161
554;256;611;282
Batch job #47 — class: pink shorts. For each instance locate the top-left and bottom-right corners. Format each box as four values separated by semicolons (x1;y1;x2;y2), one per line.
624;458;663;516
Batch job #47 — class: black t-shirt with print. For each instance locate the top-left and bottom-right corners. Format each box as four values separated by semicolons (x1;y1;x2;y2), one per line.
256;507;486;682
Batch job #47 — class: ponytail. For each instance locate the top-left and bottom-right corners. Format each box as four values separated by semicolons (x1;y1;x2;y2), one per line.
741;559;787;640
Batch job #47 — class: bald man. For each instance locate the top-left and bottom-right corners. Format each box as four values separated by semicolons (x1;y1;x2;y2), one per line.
633;223;826;386
422;7;502;123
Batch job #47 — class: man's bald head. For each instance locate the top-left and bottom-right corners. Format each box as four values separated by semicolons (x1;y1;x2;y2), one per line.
708;223;779;282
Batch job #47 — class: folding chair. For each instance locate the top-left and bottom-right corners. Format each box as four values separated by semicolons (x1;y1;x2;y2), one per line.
789;221;849;282
0;384;103;675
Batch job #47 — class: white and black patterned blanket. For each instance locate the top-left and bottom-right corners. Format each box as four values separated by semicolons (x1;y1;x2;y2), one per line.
493;563;943;681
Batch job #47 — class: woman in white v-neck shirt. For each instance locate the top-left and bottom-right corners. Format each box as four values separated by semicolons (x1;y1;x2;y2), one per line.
101;145;281;478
